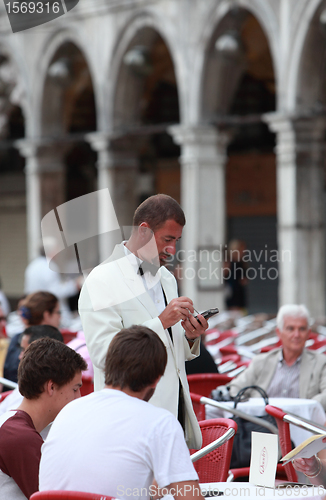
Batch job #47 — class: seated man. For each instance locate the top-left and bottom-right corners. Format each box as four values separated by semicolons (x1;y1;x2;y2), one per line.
39;325;203;500
0;337;87;500
229;304;326;410
0;325;64;417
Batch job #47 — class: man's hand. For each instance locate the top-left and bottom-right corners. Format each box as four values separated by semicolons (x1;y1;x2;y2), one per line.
159;297;194;330
182;314;208;342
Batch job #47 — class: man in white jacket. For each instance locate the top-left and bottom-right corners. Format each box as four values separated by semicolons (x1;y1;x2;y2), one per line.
79;194;208;449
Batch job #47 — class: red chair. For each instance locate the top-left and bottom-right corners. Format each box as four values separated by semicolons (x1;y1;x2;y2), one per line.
219;345;239;356
189;394;287;482
191;392;206;421
81;375;94;397
60;329;78;344
0;390;13;402
205;330;237;346
260;340;282;353
190;418;237;482
265;405;298;482
308;339;326;350
30;491;115;499
187;374;233;398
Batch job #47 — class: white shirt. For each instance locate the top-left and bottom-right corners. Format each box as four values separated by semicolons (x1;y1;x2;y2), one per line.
39;389;198;499
0;389;22;417
123;243;165;314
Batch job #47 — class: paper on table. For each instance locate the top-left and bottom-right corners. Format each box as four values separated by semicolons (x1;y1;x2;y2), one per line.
249;432;279;488
281;434;326;465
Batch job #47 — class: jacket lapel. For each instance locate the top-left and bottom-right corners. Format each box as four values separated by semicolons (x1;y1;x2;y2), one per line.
113;243;162;319
299;349;313;398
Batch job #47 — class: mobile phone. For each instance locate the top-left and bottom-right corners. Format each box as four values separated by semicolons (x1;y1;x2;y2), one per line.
196;307;219;322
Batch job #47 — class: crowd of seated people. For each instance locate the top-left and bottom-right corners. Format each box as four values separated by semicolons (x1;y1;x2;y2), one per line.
2;295;326;498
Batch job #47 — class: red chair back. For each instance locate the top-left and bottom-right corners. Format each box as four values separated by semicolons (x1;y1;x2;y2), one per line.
260;340;282;353
187;374;233;398
60;329;78;344
308;339;326;350
30;491;115;499
190;418;237;482
265;405;298;482
81;375;94;397
219;345;239;356
190;392;206;421
205;330;237;346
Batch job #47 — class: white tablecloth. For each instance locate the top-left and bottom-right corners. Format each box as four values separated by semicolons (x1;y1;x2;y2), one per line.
205;398;326;447
200;482;326;500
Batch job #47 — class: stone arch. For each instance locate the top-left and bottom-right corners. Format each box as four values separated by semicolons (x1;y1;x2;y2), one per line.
106;11;183;129
287;0;326;111
199;1;278;122
33;29;97;137
0;38;27;137
31;34;98;219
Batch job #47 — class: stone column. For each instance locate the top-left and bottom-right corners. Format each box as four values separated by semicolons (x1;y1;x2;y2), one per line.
264;113;326;317
37;144;67;218
16;140;42;262
87;132;139;262
17;139;69;263
169;125;231;311
87;132;117;263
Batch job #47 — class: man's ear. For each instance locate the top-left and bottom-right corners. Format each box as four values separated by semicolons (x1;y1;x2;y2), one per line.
45;380;55;397
276;327;281;340
138;223;153;242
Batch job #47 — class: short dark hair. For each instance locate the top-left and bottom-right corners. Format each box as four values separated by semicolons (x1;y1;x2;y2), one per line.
20;292;58;325
133;194;185;232
23;324;63;344
18;338;87;400
105;325;167;392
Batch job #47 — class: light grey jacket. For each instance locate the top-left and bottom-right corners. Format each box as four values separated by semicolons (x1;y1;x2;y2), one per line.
229;348;326;410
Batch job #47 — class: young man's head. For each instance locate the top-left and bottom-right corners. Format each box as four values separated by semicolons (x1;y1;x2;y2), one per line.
19;324;64;361
105;325;167;400
133;194;185;231
131;194;185;266
18;337;87;401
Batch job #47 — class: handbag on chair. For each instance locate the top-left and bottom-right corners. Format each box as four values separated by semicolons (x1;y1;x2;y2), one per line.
229;385;277;469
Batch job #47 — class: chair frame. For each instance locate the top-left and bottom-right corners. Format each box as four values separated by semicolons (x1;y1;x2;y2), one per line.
190;418;237;483
30;491;114;500
187;373;233;398
190;394;283;481
265;404;326;483
0;376;18;389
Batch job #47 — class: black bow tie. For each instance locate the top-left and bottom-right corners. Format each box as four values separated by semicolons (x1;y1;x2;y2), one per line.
138;261;160;276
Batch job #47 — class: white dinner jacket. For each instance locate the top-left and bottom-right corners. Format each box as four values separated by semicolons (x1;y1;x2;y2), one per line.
79;243;202;449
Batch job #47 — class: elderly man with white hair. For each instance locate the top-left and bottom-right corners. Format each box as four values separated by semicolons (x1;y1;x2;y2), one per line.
229;304;326;410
